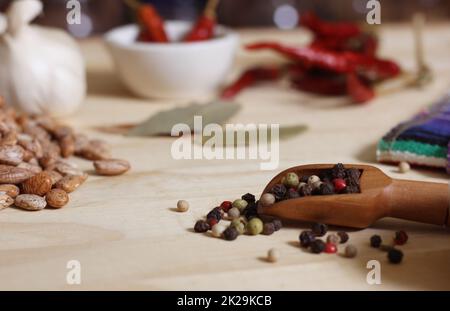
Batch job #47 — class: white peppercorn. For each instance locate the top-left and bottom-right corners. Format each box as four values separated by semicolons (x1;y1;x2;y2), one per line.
211;224;226;238
312;181;323;190
345;245;357;258
227;207;240;219
398;161;410;173
307;175;320;186
326;234;339;245
267;248;280;263
176;200;189;212
260;193;275;207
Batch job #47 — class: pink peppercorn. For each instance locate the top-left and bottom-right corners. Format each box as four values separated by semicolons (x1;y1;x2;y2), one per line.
394;230;408;245
332;178;347;192
220;201;232;212
324;243;337;254
207;218;218;227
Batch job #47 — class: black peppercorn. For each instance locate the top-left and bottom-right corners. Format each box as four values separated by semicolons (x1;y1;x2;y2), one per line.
346;168;361;184
271;184;287;201
206;207;222;222
263;222;276;235
337;231;349;244
310;239;326;254
300;175;309;183
242;201;258;219
241;193;256;204
287;188;300;199
311;223;328;237
298;184;313;197
319;182;334;195
194;220;210;233
331;163;346;179
387;248;403;264
319;170;332;182
380;244;395;252
272;219;282;231
370;235;382;248
223;226;239;241
299;230;316;247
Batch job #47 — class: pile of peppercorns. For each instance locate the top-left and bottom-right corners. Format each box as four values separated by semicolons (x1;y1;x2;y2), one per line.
263;164;361;205
299;223;356;257
299;224;407;264
194;193;283;241
370;230;408;264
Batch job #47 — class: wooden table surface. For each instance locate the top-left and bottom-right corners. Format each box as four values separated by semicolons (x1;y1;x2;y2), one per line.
1;24;450;291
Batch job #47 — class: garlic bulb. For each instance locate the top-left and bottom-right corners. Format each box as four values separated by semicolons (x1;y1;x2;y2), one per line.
0;0;86;117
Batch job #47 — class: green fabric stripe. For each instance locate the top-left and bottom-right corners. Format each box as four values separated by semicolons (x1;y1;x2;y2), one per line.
378;139;447;158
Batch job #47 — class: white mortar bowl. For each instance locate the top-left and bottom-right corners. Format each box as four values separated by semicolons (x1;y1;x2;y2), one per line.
104;21;239;99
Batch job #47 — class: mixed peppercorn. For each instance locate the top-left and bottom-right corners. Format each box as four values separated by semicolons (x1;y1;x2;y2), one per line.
189;163;408;265
298;224;407;264
194;192;282;241
370;230;408;264
263;163;361;206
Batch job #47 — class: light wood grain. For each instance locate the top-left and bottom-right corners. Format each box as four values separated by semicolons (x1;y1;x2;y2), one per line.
1;24;450;291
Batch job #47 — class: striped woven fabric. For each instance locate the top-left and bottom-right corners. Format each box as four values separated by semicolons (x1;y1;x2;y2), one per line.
377;93;450;173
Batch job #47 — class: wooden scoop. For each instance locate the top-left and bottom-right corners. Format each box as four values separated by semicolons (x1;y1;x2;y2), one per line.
258;164;450;228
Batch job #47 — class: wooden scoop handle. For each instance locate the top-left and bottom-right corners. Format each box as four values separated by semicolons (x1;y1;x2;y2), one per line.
386;179;450;226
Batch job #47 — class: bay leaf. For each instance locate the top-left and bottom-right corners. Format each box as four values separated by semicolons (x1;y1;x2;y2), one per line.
127;101;241;137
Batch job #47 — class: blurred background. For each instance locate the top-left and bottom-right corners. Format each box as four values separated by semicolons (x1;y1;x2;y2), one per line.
1;0;449;38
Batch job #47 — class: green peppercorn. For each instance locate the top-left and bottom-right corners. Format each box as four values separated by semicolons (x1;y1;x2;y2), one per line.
283;172;300;188
230;218;246;235
232;199;248;212
247;217;263;235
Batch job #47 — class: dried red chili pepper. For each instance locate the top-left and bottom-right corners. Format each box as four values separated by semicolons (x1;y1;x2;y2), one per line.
310;33;378;57
184;0;220;42
300;11;361;38
246;42;351;73
137;4;168;43
246;42;400;81
221;66;284;100
346;72;375;103
290;69;347;96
